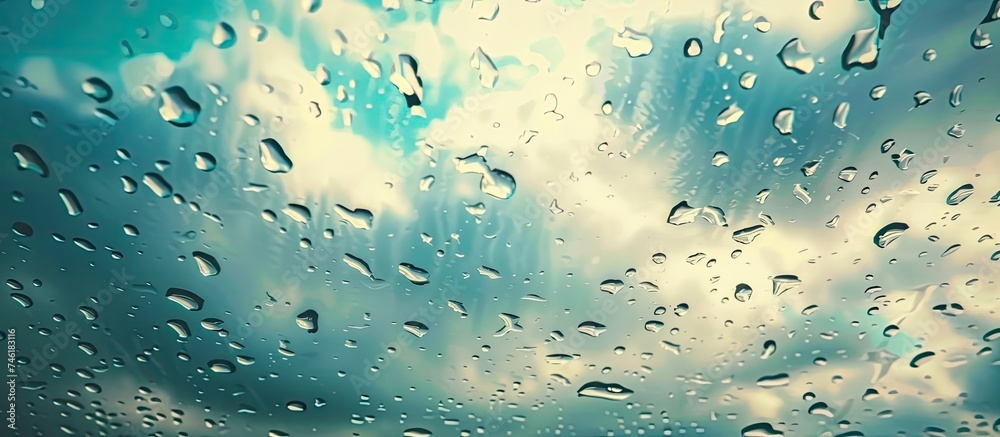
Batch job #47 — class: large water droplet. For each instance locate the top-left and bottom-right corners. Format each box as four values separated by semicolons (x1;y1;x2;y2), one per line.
770;275;801;296
742;422;784;436
756;373;790;388
166;319;191;338
841;27;879;70
58;189;83;216
717;104;744;126
296;310;319;333
684;38;702;57
398;263;430;285
612;28;653;57
166;288;205;311
159;86;201;127
403;321;429;338
209;359;235;373
577;321;607;337
81;77;113;102
773;109;794;135
12;144;49;177
874;222;908;248
143;173;173;198
334;205;373;230
577;382;634;401
480;169;516;199
259;138;293;173
777;38;814;74
282;204;312;224
212;22;237;48
946;184;974;205
194;152;216;171
734;283;753;302
192;251;221;276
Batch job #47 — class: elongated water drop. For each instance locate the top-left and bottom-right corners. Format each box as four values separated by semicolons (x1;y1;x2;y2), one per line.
12;144;49;177
874;222;908;248
81;77;113;102
259;138;293;173
192;251;220;276
58;189;83;216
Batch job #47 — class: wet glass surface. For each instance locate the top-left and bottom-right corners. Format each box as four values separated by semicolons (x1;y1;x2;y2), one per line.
2;0;1000;435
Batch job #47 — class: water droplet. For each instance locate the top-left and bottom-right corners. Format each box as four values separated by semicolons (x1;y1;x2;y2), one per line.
192;251;221;276
282;204;312;224
870;85;886;100
792;184;811;204
770;275;801;296
166;288;205;311
756;373;789;388
874;222;908;248
481;169;516;199
12;144;49;177
296;310;319;333
209;359;235;373
259;138;293;173
143;173;173;198
777;38;814;74
11;293;33;308
159;86;201;127
600;279;625;294
800;160;821;177
741;422;784;437
585;61;601;76
971;26;992;49
773;108;794;134
832;102;849;129
577;321;607;337
212;22;237;48
613;28;653;57
734;283;753;302
333;205;373;230
121;176;137;193
29;111;47;128
753;17;771;32
494;313;522;337
761;340;776;359
577;382;634;401
950;85;964;107
166;319;191;338
717;103;744;126
946;184;974;205
81;77;113;102
58;189;83;216
913;91;932;107
471;47;498;88
711;151;729;167
880;138;896;154
841;27;879;70
684;38;702;57
891;148;914;170
12;222;33;237
194;152;216;171
909;351;935;368
733;225;765;244
809;1;824;19
403;321;429;338
398;263;430;285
